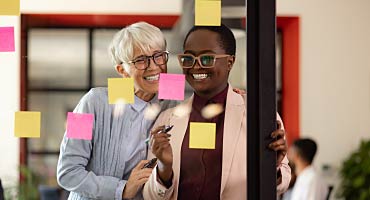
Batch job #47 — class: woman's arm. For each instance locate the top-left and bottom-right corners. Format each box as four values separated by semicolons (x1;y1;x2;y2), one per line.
56;90;125;199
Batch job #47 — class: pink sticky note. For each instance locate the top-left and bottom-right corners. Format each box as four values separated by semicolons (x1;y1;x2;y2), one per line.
66;112;94;140
158;73;185;100
0;27;15;52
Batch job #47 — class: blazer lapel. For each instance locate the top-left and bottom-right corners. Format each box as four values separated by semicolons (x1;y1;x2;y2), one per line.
220;86;246;194
169;96;193;193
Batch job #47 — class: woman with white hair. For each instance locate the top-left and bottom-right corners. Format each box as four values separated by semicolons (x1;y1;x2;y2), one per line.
57;22;176;200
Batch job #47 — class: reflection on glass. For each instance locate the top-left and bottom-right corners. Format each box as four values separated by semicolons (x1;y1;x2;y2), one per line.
28;92;85;152
28;29;89;89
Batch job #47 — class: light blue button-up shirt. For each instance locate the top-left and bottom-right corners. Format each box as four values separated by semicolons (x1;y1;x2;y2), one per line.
57;88;176;200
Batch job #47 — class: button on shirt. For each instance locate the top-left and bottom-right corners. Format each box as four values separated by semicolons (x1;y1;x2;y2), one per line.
57;88;176;200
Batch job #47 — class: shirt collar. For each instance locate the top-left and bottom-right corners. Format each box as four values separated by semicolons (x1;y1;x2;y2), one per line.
193;84;229;111
131;94;159;112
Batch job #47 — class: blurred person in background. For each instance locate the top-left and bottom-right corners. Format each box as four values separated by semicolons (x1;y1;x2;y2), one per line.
288;138;328;200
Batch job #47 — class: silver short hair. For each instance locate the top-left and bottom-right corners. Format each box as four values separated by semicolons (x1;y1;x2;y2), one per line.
109;22;167;73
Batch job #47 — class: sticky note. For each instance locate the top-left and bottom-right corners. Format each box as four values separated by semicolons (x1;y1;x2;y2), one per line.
158;73;185;100
66;112;94;140
14;111;41;138
195;0;221;26
0;0;20;16
189;122;216;149
0;27;15;52
108;78;134;104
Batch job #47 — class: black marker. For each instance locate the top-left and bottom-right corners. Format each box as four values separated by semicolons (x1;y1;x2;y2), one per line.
141;158;157;169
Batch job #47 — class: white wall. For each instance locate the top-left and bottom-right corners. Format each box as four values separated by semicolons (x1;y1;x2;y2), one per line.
0;16;20;187
278;0;370;194
21;0;182;14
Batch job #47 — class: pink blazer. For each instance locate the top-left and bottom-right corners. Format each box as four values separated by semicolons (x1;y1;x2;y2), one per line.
143;86;291;200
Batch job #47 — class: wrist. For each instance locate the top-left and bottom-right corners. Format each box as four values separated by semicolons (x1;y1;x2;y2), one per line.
157;160;172;172
156;166;173;188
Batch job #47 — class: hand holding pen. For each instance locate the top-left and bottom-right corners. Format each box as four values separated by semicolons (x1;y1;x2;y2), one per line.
145;125;173;144
147;125;174;165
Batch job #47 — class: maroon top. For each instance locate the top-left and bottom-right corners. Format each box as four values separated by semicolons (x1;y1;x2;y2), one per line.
178;86;228;200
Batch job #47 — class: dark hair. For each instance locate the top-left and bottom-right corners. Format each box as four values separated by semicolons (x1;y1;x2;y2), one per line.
293;138;317;164
183;24;236;56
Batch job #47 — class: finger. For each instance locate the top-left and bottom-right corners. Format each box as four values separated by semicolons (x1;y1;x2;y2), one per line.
152;140;171;152
136;169;154;178
133;160;150;171
277;120;282;130
151;136;171;149
269;138;286;147
271;129;285;139
151;134;171;148
270;144;287;152
153;132;171;139
150;125;166;135
269;140;287;151
137;177;150;186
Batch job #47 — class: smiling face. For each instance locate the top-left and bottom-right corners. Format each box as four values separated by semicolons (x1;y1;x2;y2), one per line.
117;48;167;101
182;29;234;99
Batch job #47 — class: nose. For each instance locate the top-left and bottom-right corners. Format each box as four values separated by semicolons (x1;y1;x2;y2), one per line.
193;59;202;70
146;57;160;70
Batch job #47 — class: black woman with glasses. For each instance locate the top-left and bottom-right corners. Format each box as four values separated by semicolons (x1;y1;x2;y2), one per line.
144;24;291;199
57;22;177;200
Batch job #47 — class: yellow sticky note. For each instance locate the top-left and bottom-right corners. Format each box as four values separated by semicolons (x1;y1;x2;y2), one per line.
189;122;216;149
14;111;41;138
108;78;134;104
0;0;20;16
195;0;221;26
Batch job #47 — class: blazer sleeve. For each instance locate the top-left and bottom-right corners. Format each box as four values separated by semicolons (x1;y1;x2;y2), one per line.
56;90;125;199
143;109;175;200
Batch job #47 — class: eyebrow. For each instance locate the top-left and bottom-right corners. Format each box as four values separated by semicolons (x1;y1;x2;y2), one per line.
133;50;163;60
183;50;217;55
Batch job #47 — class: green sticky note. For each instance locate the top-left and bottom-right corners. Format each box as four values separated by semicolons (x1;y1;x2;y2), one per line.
189;122;216;149
195;0;221;26
14;111;41;138
108;78;134;104
0;0;20;16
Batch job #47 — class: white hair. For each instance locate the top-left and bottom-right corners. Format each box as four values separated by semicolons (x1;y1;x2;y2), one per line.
109;22;167;73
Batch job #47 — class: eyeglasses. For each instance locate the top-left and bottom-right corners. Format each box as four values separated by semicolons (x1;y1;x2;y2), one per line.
177;54;230;69
127;51;169;70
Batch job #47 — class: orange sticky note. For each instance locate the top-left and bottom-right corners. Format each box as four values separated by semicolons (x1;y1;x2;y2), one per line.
108;78;134;104
0;0;20;16
14;111;41;138
189;122;216;149
195;0;221;26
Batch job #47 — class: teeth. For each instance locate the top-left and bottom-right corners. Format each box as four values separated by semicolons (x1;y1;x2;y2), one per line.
192;74;208;80
144;74;159;81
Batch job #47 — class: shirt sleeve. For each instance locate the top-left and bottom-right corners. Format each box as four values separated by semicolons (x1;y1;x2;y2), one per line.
56;89;124;199
143;166;174;200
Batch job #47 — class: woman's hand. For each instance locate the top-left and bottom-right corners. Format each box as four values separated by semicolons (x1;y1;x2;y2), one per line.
122;160;153;199
150;126;173;184
268;120;287;167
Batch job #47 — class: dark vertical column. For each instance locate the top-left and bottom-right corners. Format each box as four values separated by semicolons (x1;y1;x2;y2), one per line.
246;0;277;199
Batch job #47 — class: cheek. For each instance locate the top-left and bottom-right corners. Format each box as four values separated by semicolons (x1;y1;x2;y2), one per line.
161;65;168;73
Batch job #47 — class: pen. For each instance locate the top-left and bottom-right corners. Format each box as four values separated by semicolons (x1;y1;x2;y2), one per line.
145;125;174;144
141;158;158;169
